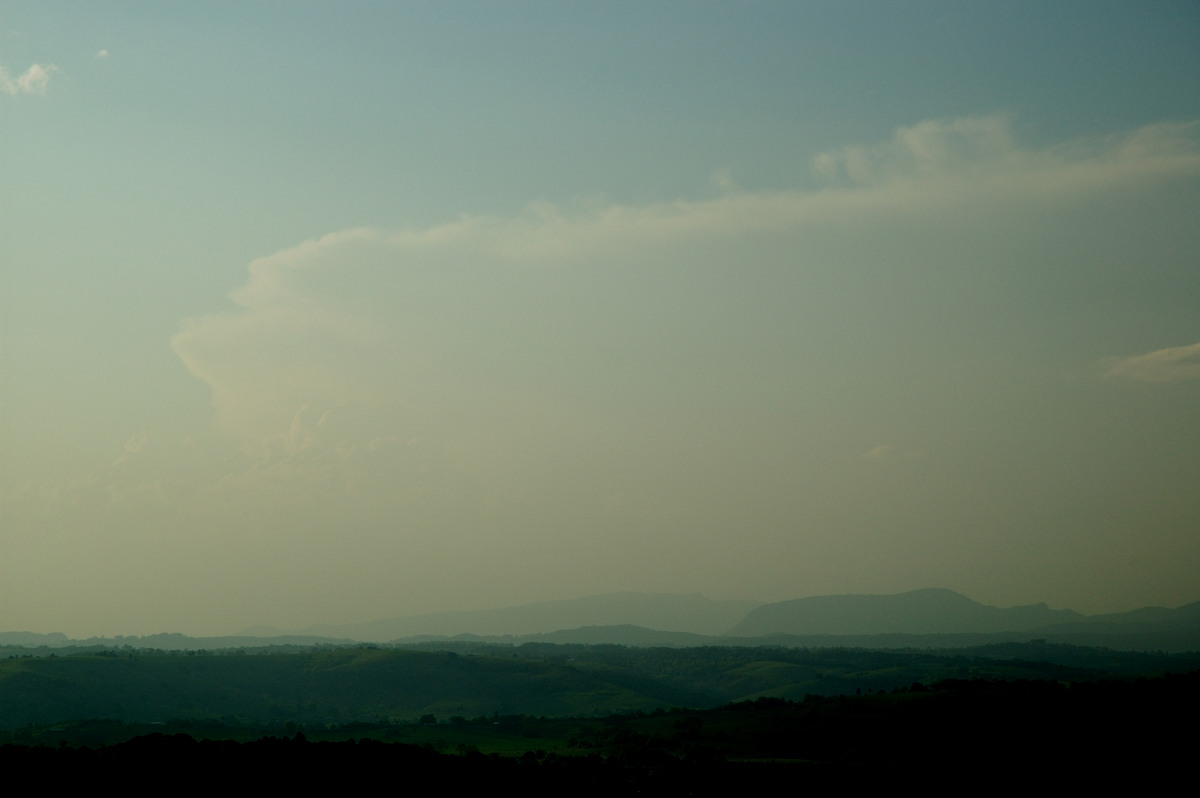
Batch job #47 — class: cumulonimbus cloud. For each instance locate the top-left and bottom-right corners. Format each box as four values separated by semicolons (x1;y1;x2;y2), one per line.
172;115;1200;457
0;63;58;95
1103;342;1200;383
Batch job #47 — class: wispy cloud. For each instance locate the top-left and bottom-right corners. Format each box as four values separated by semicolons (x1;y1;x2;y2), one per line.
863;445;895;461
812;116;1018;185
811;116;1199;189
0;63;58;95
1103;342;1200;383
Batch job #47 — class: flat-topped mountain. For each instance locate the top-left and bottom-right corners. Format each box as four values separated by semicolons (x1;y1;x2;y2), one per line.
727;588;1084;636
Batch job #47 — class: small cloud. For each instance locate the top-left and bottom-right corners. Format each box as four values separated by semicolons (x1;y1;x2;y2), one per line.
862;444;925;462
0;63;58;95
710;167;736;192
112;431;158;467
863;444;895;460
96;49;110;58
1103;342;1200;383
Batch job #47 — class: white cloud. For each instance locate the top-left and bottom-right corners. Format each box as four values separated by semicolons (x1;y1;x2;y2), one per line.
96;49;110;59
1103;342;1200;383
0;63;58;95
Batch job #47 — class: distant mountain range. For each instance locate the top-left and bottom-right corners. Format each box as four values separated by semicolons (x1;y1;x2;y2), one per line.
4;589;1198;652
244;591;761;640
724;589;1199;651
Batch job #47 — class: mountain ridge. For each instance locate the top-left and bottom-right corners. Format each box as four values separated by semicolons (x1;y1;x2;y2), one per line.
243;591;762;641
6;589;1198;651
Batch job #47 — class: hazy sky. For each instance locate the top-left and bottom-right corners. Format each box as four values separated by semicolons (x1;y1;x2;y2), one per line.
3;2;1199;637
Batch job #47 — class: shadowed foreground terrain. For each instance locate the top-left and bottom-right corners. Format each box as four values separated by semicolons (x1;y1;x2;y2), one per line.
1;642;1196;789
3;672;1194;791
3;641;1197;727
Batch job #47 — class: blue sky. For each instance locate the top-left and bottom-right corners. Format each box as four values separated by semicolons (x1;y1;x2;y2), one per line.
3;2;1199;636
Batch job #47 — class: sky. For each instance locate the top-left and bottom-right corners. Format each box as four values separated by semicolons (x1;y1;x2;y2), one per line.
2;1;1199;637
